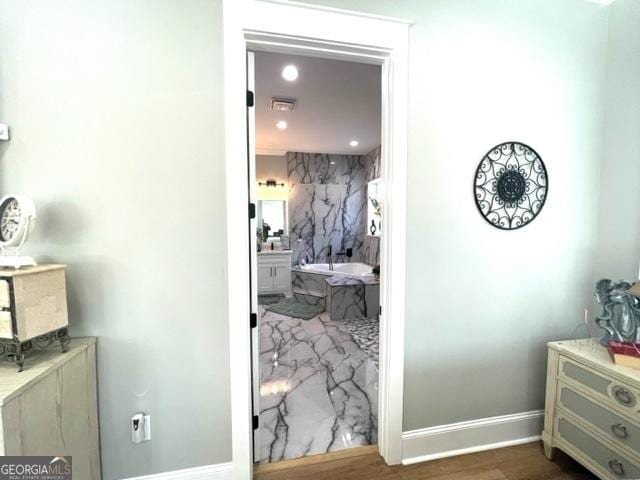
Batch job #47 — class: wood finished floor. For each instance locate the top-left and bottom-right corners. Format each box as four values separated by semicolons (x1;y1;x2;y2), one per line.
254;442;598;480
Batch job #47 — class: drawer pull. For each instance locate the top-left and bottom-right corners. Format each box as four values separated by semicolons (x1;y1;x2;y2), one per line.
613;386;636;407
611;423;629;439
608;459;625;476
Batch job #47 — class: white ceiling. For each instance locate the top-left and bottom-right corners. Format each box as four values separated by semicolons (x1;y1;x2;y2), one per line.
254;51;381;156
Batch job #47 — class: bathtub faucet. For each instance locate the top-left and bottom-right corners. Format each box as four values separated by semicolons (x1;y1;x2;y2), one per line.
327;245;334;271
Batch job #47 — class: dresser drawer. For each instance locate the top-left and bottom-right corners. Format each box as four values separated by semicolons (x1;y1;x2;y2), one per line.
559;356;640;412
0;311;12;339
558;381;640;458
557;414;640;479
0;280;10;309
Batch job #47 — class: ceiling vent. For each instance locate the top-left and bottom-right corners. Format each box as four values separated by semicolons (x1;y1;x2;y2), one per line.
271;98;297;112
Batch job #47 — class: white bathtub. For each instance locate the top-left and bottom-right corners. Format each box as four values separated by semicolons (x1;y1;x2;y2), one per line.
299;262;375;278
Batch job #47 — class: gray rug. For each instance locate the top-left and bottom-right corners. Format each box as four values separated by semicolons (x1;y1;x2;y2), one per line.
266;298;325;320
258;294;285;306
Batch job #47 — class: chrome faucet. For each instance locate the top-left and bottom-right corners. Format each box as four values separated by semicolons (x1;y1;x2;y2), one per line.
328;245;334;271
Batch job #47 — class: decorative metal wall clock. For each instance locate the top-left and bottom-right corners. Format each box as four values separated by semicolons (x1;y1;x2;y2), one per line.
474;142;548;230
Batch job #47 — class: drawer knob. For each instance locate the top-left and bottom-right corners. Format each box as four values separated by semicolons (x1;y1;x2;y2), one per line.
609;459;625;476
613;386;636;407
611;423;629;439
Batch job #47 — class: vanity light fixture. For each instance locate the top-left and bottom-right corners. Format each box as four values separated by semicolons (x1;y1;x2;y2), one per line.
276;120;288;130
349;140;359;147
282;65;298;81
258;179;285;188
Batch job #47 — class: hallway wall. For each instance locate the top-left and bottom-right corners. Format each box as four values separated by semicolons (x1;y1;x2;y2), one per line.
593;0;640;283
0;1;229;478
0;0;617;477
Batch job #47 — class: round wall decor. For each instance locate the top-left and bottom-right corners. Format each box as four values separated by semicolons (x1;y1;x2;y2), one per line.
474;142;548;230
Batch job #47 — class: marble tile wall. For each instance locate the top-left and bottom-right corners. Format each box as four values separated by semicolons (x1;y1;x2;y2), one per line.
288;152;367;264
326;280;380;321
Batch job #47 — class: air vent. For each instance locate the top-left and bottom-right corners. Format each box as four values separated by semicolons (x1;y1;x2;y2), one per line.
271;98;296;112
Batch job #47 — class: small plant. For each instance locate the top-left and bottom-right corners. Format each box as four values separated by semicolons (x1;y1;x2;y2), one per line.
369;196;382;217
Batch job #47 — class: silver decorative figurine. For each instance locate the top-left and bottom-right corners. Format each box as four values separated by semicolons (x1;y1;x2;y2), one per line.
594;279;640;346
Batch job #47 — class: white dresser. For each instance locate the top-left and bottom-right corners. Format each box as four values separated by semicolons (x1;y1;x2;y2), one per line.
543;339;640;479
257;251;292;296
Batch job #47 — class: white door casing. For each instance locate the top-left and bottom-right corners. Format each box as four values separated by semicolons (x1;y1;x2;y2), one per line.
223;1;411;478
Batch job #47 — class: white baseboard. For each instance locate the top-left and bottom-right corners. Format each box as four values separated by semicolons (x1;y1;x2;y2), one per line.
122;462;232;480
402;410;544;465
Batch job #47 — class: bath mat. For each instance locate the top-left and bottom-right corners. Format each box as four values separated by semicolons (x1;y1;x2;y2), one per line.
258;294;285;306
266;298;325;320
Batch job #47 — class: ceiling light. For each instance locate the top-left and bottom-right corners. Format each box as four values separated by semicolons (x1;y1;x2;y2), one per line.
276;120;287;130
349;140;359;147
282;65;298;81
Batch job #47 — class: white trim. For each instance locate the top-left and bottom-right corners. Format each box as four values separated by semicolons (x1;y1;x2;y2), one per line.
256;0;414;25
224;1;410;478
121;463;232;480
401;411;544;465
255;148;287;156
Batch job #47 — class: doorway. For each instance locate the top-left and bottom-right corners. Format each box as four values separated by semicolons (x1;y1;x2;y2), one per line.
223;2;410;478
252;51;382;464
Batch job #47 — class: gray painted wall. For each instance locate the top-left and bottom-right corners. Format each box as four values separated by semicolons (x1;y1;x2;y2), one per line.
594;0;640;283
0;0;628;478
0;1;230;479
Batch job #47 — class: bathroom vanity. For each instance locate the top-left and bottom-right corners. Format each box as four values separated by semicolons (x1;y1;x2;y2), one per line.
543;339;640;479
257;251;292;296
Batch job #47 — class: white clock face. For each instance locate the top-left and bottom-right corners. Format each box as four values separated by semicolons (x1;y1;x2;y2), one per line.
0;199;21;242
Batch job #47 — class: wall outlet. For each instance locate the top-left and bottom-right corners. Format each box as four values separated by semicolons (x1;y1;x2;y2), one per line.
0;124;9;141
131;413;151;444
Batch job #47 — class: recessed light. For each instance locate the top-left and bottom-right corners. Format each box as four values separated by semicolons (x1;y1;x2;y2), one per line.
282;65;298;81
276;120;288;130
349;140;359;147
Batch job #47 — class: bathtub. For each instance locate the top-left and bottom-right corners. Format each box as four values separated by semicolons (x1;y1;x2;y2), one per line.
299;262;375;278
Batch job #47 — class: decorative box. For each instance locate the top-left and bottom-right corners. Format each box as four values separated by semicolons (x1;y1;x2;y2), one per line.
0;265;69;371
608;341;640;370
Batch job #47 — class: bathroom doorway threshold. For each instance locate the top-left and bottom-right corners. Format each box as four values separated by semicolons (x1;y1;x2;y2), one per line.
254;445;379;476
223;2;411;479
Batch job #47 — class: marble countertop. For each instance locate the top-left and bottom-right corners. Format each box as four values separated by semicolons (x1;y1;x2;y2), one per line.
0;337;96;405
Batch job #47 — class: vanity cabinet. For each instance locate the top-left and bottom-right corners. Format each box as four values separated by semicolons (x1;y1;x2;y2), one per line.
257;251;292;295
543;339;640;479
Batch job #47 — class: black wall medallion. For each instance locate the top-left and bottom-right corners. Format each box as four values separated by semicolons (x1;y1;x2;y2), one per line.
474;142;548;230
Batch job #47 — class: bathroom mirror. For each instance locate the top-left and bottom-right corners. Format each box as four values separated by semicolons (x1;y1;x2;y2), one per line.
257;200;288;239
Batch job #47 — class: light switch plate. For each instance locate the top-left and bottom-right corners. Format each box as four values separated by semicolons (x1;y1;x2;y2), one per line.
0;124;9;141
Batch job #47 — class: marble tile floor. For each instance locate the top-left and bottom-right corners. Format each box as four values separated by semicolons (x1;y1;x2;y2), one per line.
258;306;379;464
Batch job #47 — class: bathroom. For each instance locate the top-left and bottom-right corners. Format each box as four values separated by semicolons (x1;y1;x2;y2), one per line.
253;51;382;464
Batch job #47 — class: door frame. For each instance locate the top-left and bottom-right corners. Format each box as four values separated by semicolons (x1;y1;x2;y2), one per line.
223;1;411;478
